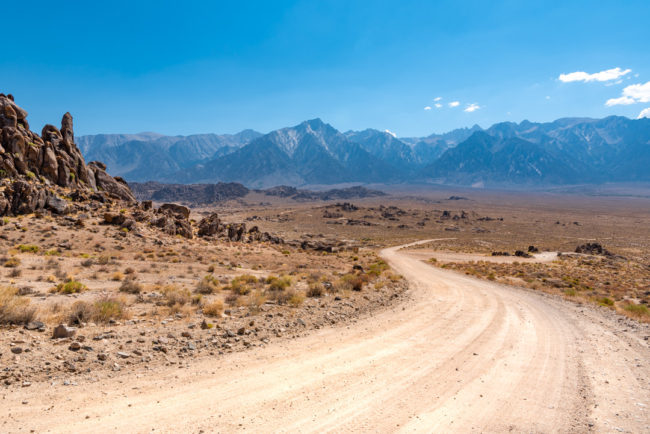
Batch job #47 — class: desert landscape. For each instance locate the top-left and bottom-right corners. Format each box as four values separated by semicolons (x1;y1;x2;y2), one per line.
0;92;648;432
3;2;650;432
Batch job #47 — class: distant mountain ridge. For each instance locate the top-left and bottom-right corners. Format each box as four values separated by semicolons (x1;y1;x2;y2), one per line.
77;116;650;187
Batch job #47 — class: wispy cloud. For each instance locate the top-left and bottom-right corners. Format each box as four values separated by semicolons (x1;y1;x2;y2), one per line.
559;67;631;83
448;101;460;107
605;81;650;106
433;96;442;102
638;107;650;119
423;106;432;111
434;103;442;108
464;103;480;113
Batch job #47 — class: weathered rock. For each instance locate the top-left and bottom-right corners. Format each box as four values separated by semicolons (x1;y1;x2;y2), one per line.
0;94;137;216
45;195;69;214
104;212;126;225
52;324;76;339
197;213;222;237
575;243;611;256
159;203;190;219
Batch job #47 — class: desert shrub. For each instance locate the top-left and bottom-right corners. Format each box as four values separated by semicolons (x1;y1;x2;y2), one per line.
96;255;111;265
288;290;305;307
3;256;21;268
0;286;36;325
44;249;60;256
266;275;292;291
54;279;87;294
119;278;143;294
8;268;22;278
203;299;224;317
306;282;324;297
229;275;257;295
124;267;135;275
16;244;39;254
341;273;368;291
624;303;649;317
93;296;128;323
225;292;240;306
247;290;267;310
81;258;95;267
160;285;191;307
195;275;220;294
598;297;614;307
67;300;95;325
111;272;124;281
367;260;389;277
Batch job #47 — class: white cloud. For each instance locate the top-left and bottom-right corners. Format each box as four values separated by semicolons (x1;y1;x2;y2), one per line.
434;96;442;101
449;101;460;107
424;106;432;111
384;129;397;137
545;95;551;100
434;103;442;108
605;96;636;106
638;108;650;119
464;103;480;113
559;67;631;83
605;81;650;106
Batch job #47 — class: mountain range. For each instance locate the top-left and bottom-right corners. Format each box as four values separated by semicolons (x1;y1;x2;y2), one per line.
78;116;650;188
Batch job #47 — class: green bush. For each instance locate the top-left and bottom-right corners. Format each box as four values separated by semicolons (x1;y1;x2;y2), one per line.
16;244;39;253
55;280;87;294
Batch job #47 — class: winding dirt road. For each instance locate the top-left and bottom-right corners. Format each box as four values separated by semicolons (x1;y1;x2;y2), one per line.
2;241;649;433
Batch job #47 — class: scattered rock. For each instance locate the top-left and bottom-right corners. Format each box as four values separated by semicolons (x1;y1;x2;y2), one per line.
52;324;76;339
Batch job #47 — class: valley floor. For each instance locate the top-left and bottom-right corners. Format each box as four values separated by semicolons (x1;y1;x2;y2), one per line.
2;241;648;433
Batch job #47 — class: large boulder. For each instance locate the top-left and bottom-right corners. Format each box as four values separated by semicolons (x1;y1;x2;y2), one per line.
197;213;222;237
159;203;190;219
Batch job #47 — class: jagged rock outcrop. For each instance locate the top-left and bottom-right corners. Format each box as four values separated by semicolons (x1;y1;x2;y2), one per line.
0;93;135;216
197;212;282;243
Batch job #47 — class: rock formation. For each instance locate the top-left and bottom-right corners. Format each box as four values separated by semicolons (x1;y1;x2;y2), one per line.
0;94;135;216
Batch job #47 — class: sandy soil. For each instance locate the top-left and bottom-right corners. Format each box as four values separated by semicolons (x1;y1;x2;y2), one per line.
1;241;648;433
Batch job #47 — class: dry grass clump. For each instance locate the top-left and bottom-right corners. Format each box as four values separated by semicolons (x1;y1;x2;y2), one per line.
119;278;143;294
111;272;124;281
160;285;191;307
3;256;21;268
67;296;129;324
53;279;87;294
195;275;220;294
0;286;36;325
203;299;224;317
338;273;370;291
266;275;292;291
623;303;649;319
229;274;259;295
306;281;324;297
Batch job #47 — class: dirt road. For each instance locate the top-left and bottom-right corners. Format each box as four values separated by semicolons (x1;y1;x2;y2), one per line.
2;241;648;433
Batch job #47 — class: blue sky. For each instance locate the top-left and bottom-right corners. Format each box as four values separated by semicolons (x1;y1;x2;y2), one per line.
2;1;649;136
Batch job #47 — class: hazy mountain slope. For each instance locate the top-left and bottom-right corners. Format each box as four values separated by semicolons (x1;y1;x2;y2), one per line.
420;132;589;185
77;116;650;187
177;119;397;187
76;130;262;181
345;129;417;170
